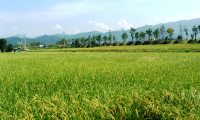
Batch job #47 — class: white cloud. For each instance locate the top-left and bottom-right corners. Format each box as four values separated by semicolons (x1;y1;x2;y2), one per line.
53;24;63;31
117;20;134;29
56;24;63;30
89;20;112;31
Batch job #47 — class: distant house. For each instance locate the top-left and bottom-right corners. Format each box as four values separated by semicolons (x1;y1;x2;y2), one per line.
58;44;65;48
39;45;48;48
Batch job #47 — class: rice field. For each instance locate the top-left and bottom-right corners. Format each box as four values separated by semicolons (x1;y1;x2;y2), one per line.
0;46;200;119
30;44;200;53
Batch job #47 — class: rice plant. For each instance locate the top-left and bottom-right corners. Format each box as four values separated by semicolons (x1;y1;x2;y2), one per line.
0;50;200;119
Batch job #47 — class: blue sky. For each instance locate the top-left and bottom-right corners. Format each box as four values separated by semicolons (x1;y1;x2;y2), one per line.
0;0;200;37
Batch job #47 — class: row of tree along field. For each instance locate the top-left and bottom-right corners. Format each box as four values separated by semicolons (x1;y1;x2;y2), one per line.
52;25;200;48
1;25;200;51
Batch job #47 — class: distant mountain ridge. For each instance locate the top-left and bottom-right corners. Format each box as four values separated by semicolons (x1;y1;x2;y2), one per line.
6;18;200;45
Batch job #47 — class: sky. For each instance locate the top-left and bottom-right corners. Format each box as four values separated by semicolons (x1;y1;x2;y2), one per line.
0;0;200;37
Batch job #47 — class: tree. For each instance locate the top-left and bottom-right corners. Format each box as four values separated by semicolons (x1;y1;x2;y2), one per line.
177;35;183;40
191;34;194;40
103;36;108;45
146;28;153;42
160;25;166;40
153;28;159;40
74;39;81;48
113;36;116;42
167;27;174;40
198;25;200;31
135;32;140;41
0;39;7;52
139;32;146;41
57;38;68;47
80;37;87;47
184;28;189;40
91;36;97;46
192;25;198;41
122;32;128;44
86;36;91;45
96;35;102;45
130;27;136;43
30;42;41;47
6;44;14;52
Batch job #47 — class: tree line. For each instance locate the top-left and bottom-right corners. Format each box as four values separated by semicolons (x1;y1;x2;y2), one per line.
1;25;200;51
55;25;200;48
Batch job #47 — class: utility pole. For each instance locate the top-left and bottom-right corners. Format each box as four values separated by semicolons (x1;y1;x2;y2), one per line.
179;23;183;37
63;32;66;48
24;35;27;50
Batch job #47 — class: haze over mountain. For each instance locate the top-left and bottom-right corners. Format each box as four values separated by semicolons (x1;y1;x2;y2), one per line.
6;18;200;45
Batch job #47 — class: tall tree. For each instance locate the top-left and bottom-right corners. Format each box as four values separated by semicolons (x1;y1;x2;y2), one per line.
130;27;136;43
103;36;108;45
91;36;97;46
198;25;200;31
135;32;140;41
184;28;189;40
0;39;7;52
139;32;146;41
153;28;159;40
113;36;116;42
86;36;91;45
74;39;81;48
146;28;153;42
96;35;102;45
167;27;174;40
122;32;128;44
192;25;198;41
191;34;194;40
160;25;166;40
79;37;85;47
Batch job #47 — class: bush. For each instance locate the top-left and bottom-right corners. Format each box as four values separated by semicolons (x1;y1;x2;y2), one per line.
152;40;161;45
106;43;111;46
173;40;183;44
134;41;142;45
95;44;101;47
119;42;125;46
101;43;108;46
143;41;151;45
187;40;196;44
161;40;171;44
197;40;200;43
86;44;92;48
177;35;183;40
126;41;134;45
112;42;119;46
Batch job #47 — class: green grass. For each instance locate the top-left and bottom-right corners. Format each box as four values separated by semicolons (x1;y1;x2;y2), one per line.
0;46;200;119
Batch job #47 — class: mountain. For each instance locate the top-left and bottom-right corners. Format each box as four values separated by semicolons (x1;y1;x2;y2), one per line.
6;37;22;45
7;36;33;45
5;18;200;45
